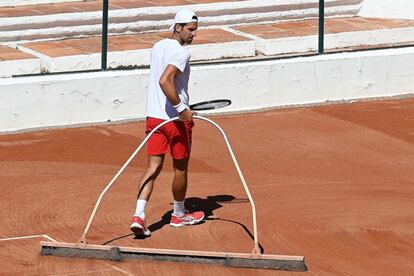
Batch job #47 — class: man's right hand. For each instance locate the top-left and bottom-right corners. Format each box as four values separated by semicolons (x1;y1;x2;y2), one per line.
179;109;196;121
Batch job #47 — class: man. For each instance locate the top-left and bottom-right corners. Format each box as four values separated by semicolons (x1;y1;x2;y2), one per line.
130;9;205;237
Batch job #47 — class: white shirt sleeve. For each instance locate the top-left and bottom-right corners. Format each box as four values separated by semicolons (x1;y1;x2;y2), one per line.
169;49;190;72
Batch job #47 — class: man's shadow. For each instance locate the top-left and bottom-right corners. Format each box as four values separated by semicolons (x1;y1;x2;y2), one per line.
103;194;264;253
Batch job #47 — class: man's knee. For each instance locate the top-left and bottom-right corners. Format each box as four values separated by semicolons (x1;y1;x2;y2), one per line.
173;158;189;172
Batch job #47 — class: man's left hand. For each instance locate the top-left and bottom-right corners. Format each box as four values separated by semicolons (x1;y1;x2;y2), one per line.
179;109;196;121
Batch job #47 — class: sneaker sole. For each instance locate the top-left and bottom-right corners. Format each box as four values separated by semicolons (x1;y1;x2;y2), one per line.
169;215;205;227
130;223;151;237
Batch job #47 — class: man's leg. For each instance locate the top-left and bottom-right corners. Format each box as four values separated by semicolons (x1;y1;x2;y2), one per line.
172;157;189;202
131;154;164;236
137;155;165;202
170;157;205;227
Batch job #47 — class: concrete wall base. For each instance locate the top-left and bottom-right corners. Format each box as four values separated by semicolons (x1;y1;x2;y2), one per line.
1;47;413;133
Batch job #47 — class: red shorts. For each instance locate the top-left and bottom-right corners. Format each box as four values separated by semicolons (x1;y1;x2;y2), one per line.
146;117;194;159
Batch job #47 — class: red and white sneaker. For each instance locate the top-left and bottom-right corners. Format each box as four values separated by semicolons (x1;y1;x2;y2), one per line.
130;216;151;237
170;211;205;227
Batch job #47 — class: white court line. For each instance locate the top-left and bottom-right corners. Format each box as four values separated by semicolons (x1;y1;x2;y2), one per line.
1;235;133;275
45;264;133;276
0;234;58;242
105;264;133;275
47;269;115;276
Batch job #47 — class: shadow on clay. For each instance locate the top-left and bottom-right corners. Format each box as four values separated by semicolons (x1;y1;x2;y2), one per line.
102;195;263;253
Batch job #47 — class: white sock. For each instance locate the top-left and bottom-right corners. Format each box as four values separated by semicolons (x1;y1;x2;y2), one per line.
173;200;185;217
134;199;147;219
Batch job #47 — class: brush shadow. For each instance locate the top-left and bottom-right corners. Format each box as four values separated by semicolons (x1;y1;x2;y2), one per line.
103;194;264;253
209;217;265;254
147;195;264;252
102;195;236;244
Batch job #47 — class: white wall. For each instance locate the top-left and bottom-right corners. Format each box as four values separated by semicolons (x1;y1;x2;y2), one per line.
1;47;413;133
0;59;40;78
0;71;148;132
359;0;414;20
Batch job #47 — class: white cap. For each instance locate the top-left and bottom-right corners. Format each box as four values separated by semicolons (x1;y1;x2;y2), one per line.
170;9;198;31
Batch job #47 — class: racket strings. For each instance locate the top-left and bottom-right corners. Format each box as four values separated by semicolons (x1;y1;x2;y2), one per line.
198;103;225;109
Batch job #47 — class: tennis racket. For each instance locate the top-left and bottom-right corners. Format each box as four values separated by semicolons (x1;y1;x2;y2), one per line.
190;99;232;111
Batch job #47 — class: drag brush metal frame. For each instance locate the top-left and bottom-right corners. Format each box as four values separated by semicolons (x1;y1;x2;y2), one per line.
40;116;306;271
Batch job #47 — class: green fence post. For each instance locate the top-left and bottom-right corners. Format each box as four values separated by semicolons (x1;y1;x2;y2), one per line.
101;0;109;70
318;0;324;54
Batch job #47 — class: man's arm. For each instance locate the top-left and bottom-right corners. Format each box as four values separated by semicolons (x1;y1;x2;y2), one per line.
159;64;181;106
159;64;195;121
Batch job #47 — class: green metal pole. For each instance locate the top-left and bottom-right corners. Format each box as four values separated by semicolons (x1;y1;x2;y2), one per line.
318;0;324;54
101;0;109;70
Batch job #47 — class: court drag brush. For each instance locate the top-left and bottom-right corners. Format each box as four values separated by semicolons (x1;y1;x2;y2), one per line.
40;116;306;271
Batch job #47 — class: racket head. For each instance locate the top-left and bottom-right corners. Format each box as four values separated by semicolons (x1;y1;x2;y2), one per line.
190;99;232;111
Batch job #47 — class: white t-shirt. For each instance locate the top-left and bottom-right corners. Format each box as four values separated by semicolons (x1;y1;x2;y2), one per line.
146;38;191;120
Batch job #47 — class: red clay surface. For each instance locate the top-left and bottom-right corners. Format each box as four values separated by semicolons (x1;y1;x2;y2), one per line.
23;29;251;57
2;17;414;62
0;45;36;61
0;98;413;275
20;17;414;58
235;17;414;39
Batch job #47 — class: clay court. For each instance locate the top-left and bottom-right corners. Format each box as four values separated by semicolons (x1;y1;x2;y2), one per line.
1;97;413;275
